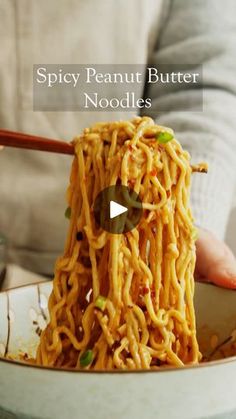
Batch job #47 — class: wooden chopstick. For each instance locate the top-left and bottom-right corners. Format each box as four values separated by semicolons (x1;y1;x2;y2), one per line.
0;129;74;155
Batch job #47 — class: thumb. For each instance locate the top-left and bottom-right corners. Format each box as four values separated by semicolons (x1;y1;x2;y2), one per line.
195;229;236;289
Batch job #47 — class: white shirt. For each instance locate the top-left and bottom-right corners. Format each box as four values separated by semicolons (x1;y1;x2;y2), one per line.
0;0;164;273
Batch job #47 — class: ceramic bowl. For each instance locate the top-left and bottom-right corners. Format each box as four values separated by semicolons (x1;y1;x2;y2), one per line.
0;281;236;419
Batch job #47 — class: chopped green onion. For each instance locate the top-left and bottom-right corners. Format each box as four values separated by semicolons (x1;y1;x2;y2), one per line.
156;131;174;144
95;295;107;311
64;207;71;219
191;228;199;241
80;350;93;367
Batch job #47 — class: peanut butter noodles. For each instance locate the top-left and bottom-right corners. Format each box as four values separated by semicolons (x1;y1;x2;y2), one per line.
36;116;202;370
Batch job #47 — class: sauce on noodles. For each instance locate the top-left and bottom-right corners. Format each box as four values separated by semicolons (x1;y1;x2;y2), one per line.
36;116;203;370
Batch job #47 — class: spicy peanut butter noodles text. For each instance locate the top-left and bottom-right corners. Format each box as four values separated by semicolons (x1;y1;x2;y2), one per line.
36;116;205;370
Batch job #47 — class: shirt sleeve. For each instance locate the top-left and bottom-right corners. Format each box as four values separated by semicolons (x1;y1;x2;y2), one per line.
144;0;236;240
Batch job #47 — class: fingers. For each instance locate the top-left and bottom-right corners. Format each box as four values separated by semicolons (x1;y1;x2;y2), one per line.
195;229;236;289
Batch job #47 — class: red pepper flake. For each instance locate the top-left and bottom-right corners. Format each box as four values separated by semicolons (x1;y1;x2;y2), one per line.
129;178;136;186
128;144;133;152
150;169;157;177
151;290;155;299
140;286;149;296
21;352;29;361
166;190;171;198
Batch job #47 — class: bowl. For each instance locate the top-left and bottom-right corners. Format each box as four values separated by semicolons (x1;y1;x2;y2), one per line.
0;281;236;419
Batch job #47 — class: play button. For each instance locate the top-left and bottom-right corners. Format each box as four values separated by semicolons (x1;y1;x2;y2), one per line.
93;185;143;234
110;201;128;219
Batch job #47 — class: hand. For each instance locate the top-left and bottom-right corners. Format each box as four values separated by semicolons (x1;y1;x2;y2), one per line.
195;228;236;289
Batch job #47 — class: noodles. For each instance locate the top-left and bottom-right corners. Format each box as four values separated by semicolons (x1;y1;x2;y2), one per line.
36;116;202;370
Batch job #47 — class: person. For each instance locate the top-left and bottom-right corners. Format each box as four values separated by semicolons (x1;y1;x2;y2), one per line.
0;0;236;289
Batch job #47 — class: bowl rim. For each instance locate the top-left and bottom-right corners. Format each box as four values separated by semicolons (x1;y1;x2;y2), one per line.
1;353;236;374
1;280;236;374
